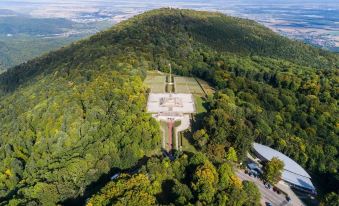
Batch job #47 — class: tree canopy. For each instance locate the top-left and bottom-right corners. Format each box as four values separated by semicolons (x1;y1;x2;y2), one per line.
263;157;285;184
87;153;261;206
0;8;337;204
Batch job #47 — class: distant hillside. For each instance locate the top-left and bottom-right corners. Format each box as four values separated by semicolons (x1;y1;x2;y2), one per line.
0;8;337;205
0;36;80;70
0;14;112;70
0;17;74;35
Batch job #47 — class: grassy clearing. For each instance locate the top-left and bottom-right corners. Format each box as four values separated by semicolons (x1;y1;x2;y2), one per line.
146;70;162;76
180;132;197;153
160;120;169;150
194;95;207;114
175;84;190;93
174;76;204;95
196;78;215;96
144;71;166;93
172;120;181;150
145;72;213;96
146;71;213;154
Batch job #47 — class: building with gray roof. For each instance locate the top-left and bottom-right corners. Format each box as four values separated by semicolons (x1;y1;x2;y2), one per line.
252;143;316;194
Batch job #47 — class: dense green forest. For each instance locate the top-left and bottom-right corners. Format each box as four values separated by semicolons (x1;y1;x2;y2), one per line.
0;17;74;36
0;8;338;205
0;36;79;70
0;15;112;70
87;153;260;206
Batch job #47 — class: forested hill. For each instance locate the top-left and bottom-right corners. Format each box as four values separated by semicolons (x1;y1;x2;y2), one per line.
0;9;338;94
1;9;338;95
0;8;338;205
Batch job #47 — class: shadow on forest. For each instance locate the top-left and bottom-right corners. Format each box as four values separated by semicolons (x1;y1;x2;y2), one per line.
156;179;176;205
183;112;206;147
62;155;150;206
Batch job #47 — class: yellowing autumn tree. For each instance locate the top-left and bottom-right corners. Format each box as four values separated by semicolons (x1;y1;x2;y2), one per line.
87;174;156;206
192;161;219;204
263;157;284;184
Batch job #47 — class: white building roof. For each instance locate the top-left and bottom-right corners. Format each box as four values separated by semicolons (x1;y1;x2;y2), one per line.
147;93;195;113
282;170;315;190
253;143;315;190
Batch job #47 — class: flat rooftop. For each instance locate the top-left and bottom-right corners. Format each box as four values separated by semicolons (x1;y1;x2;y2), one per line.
147;93;195;114
253;143;315;191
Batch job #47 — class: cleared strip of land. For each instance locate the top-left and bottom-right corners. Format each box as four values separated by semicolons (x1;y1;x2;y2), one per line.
145;72;214;96
194;95;207;113
144;75;166;93
144;71;215;151
174;76;205;95
196;78;215;96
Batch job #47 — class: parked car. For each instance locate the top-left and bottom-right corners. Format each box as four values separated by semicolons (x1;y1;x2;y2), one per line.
265;202;272;206
286;196;291;202
264;183;271;189
110;173;120;180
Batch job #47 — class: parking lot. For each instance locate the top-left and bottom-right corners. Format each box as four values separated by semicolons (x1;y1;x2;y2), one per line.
236;169;294;206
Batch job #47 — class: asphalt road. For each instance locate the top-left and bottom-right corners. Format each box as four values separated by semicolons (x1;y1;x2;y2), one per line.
236;169;292;206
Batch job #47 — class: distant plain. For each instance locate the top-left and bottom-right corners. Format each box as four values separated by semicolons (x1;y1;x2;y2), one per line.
0;0;338;71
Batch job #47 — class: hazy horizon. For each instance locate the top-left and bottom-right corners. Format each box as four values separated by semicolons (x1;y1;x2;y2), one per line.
0;0;338;68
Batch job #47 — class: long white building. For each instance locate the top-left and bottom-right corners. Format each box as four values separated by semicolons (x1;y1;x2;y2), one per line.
252;143;316;194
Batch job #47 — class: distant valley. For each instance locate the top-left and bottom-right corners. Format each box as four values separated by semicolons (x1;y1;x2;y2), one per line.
0;8;338;205
0;9;113;70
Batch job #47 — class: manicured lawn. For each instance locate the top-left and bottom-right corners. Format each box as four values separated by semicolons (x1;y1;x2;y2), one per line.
144;71;166;93
194;95;207;113
180;132;197;153
174;76;205;95
146;71;213;154
160;120;169;150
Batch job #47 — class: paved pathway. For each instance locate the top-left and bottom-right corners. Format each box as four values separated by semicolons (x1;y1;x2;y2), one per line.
236;169;292;206
276;182;306;206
